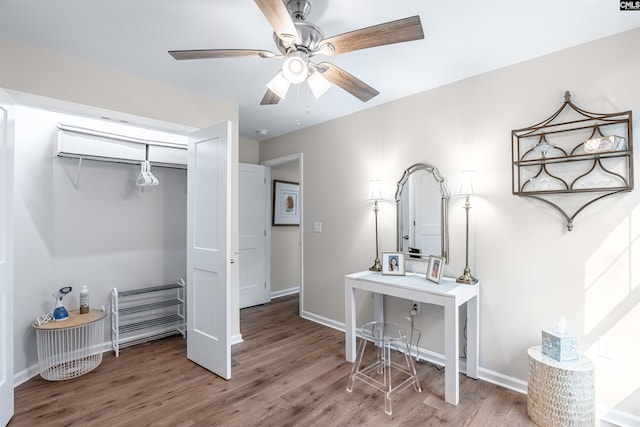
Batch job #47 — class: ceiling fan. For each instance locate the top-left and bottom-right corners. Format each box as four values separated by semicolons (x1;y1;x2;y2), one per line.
169;0;424;105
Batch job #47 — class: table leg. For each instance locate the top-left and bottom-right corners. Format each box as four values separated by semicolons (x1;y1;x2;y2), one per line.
444;297;459;405
372;292;384;323
345;280;356;362
466;295;479;379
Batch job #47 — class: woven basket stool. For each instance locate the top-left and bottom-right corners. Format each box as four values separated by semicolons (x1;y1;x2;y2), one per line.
527;346;595;427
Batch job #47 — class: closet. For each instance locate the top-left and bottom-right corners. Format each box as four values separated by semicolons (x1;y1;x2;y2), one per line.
53;118;190;353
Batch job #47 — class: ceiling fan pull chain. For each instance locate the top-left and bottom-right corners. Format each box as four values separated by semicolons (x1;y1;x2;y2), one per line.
296;83;302;126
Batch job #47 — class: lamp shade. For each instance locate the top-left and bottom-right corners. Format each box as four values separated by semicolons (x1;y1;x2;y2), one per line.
307;70;332;99
366;180;383;201
457;170;479;197
266;71;291;99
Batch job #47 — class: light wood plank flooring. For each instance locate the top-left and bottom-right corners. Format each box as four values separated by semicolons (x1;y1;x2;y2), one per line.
10;295;535;426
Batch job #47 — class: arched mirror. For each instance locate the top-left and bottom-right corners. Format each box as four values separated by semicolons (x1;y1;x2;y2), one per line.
395;163;449;263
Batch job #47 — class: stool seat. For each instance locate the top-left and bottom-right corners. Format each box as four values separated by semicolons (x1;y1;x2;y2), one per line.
346;321;421;415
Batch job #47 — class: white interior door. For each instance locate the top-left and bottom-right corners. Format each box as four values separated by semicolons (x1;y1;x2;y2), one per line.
186;121;232;380
414;171;441;256
239;163;269;309
0;91;15;426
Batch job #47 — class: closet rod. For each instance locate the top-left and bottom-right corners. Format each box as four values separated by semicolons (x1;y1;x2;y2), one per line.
57;123;187;150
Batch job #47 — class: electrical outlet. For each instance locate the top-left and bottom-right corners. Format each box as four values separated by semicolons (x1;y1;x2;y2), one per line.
411;301;420;316
598;338;614;359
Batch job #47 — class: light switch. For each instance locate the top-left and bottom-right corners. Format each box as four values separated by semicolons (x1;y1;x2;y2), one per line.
314;221;322;233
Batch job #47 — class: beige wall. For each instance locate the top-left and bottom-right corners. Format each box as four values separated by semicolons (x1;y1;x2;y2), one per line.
270;162;301;295
260;28;640;421
239;136;260;164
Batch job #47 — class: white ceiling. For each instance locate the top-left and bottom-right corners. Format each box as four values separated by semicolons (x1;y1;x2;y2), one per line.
1;0;639;141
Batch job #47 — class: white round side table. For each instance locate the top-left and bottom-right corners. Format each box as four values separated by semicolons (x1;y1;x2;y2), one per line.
527;345;595;427
32;308;107;381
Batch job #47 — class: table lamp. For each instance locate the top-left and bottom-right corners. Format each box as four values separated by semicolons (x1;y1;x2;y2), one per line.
366;180;383;272
456;171;479;284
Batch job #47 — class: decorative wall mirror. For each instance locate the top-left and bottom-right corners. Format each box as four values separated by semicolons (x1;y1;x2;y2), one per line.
395;163;449;263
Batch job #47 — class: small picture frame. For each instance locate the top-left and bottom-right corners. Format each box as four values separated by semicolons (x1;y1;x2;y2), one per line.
382;252;405;276
426;255;444;283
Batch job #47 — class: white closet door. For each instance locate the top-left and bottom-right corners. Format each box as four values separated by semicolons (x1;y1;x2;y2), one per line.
239;163;269;309
0;90;15;426
186;121;232;380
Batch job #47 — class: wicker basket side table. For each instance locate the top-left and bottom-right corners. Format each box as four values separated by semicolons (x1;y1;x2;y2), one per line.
527;345;595;427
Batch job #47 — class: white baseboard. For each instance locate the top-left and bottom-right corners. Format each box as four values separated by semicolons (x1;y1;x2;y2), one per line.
597;406;640;427
14;310;640;425
230;333;243;346
271;286;299;299
14;341;113;387
300;314;639;425
13;365;39;387
300;310;344;332
478;367;528;394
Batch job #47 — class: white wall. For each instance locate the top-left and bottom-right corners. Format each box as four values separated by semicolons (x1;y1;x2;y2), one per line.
260;29;640;422
1;39;242;382
13;106;188;380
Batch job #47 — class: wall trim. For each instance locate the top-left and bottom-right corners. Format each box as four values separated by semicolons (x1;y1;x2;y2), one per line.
299;314;639;425
271;286;299;299
230;333;243;346
300;310;344;332
597;407;640;427
15;312;640;426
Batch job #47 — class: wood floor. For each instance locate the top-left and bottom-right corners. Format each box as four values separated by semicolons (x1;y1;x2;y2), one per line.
10;295;535;426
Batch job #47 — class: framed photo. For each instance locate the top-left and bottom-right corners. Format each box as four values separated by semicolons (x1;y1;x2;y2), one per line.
426;255;444;283
273;180;300;226
382;252;405;276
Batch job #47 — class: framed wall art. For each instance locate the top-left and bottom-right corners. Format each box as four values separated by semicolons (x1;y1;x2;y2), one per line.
273;180;300;226
382;252;405;276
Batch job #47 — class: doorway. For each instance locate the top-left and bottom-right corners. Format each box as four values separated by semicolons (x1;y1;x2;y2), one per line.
262;154;303;315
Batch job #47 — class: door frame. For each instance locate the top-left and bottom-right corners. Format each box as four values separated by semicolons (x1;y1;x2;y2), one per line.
261;153;303;315
0;89;15;426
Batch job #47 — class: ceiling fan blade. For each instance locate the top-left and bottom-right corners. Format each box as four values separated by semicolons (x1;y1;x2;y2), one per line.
260;88;281;105
321;15;424;56
318;62;379;102
169;49;276;60
254;0;300;42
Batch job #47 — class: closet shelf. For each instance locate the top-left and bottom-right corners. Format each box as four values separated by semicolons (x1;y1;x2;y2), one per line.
56;123;187;170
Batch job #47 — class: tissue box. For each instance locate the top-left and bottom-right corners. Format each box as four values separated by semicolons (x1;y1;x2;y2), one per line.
541;329;578;361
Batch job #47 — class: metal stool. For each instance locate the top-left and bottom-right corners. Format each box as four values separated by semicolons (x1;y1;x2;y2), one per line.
346;321;421;415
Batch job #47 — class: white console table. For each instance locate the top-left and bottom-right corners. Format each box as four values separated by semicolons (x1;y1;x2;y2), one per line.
345;271;479;406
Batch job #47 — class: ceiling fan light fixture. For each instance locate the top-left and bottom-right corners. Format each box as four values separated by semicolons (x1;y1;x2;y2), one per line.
307;70;332;99
266;71;291;99
282;51;309;84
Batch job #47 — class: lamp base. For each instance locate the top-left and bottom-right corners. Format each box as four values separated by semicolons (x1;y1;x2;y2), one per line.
369;258;382;272
456;268;478;285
